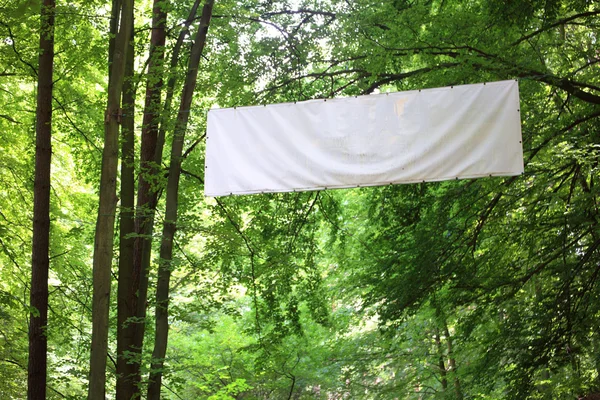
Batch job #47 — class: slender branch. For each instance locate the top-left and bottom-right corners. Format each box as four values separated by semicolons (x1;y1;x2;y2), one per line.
0;114;20;124
107;352;117;370
450;44;600;104
180;169;264;340
48;386;67;398
362;63;460;94
262;68;366;96
517;228;594;287
511;10;600;46
317;193;385;263
522;73;600;105
526;109;600;163
0;21;38;76
469;175;519;251
52;96;101;152
287;192;319;252
162;383;185;400
261;9;336;18
182;132;206;159
1;358;25;369
54;11;112;19
0;236;23;272
286;373;296;400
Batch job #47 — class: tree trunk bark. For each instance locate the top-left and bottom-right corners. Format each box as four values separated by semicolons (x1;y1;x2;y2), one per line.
434;328;448;391
125;1;169;395
155;0;202;162
28;1;55;398
115;14;136;400
108;0;122;82
444;323;462;400
88;0;133;398
147;2;214;398
534;277;551;395
125;0;202;395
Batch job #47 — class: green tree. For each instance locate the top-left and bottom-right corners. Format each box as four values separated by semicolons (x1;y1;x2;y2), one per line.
88;0;134;398
1;1;599;399
28;0;55;398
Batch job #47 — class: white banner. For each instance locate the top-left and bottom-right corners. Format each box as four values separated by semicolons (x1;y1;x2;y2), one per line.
205;80;523;196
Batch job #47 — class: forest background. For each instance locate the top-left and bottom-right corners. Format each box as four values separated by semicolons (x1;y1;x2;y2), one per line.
0;0;599;399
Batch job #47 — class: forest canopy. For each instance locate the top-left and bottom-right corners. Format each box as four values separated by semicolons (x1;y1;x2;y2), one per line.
0;0;599;399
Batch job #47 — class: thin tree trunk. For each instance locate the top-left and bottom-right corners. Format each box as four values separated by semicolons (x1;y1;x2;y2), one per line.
88;0;133;398
126;0;202;394
108;0;122;82
28;1;55;398
534;277;551;394
137;0;202;320
434;328;448;391
147;2;214;398
116;14;136;400
155;0;202;162
126;0;169;395
443;322;462;400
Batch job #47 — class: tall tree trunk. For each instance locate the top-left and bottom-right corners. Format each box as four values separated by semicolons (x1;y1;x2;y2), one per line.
444;323;462;400
116;15;136;400
126;0;202;394
88;0;133;398
534;277;551;394
125;0;169;395
28;0;55;398
434;328;448;391
108;0;122;82
155;0;202;162
147;2;214;398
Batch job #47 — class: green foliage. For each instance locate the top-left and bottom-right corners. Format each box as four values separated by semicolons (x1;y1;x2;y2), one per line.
1;0;599;398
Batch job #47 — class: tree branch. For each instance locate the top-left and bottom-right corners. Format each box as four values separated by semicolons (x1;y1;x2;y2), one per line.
0;20;38;77
362;63;460;94
0;114;20;124
52;96;101;153
511;10;600;46
261;9;336;19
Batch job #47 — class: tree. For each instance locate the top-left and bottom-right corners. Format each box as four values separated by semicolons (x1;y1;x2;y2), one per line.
115;3;136;398
88;0;134;397
1;0;598;398
28;0;55;398
122;0;170;393
147;1;215;397
312;1;600;397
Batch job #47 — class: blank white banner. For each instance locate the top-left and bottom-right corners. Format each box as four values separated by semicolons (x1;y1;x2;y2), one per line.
205;80;523;196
